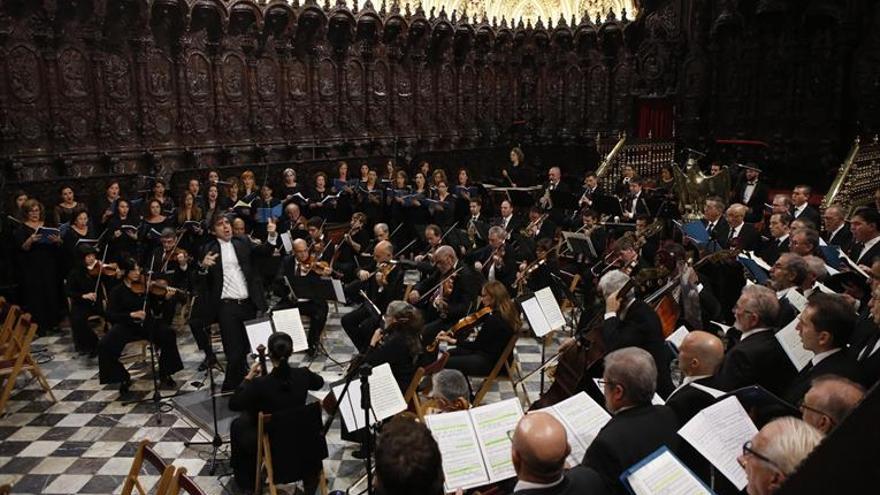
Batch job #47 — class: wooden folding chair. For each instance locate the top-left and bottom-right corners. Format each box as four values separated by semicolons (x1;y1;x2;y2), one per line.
121;439;176;495
402;367;426;420
471;334;529;406
256;407;329;495
0;314;56;414
166;466;208;495
0;303;22;356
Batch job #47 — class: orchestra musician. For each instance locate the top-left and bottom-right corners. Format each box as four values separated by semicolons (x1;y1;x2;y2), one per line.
434;280;521;376
465;197;490;251
501;147;536;187
97;257;183;396
496;199;524;236
276;238;333;357
539;166;572;224
622;177;650;221
465;226;518;293
66;245;112;357
342;240;404;352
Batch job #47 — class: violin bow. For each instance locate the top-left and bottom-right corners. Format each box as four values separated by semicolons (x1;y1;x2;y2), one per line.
92;244;110;300
417;266;464;303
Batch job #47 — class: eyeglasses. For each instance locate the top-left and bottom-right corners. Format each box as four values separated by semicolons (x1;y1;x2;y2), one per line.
741;441;783;472
596;379;623;391
798;401;836;427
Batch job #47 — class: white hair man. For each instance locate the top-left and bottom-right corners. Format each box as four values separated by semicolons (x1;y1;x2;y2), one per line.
738;417;823;495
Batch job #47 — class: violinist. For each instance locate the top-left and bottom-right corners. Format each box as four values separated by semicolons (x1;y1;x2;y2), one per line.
517;238;562;299
306;216;333;262
276;238;331;356
435;281;521;376
98;257;183;397
144;228;191;326
364;300;423;393
335;212;370;280
342;240;404;352
465;226;517;293
66;245;112;357
278;203;309;251
407;245;481;342
414;224;443;266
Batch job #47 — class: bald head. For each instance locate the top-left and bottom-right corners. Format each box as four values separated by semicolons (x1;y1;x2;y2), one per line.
375;240;394;263
678;331;724;378
802;376;865;434
511;412;570;484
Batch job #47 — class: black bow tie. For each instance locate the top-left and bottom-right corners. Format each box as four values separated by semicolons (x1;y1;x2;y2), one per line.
747;181;757;186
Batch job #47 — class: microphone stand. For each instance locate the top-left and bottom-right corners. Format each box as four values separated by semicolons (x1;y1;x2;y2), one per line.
184;326;227;476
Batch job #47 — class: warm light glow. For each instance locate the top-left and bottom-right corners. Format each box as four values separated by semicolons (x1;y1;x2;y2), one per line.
339;0;637;25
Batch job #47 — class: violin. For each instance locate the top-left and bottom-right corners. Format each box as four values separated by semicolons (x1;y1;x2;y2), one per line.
256;344;268;375
427;306;492;353
129;277;189;299
88;261;120;278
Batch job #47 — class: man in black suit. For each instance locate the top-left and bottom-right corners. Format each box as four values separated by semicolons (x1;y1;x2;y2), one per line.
496;199;525;236
576;172;602;213
465;226;518;293
733;163;769;223
614;164;637;198
511;412;606;494
700;196;729;248
407;245;482;343
465;197;491;250
622;177;650;221
848;206;880;267
666;331;725;424
581;347;680;494
717;285;797;396
275;238;332;357
800;375;865;434
758;212;792;266
198;215;278;391
852;261;880;387
723;203;760;251
821;205;853;253
783;293;861;405
790;185;821;229
538;166;573;225
599;270;674;397
341;240;404;352
768;253;810;328
789;228;824;259
523;206;557;242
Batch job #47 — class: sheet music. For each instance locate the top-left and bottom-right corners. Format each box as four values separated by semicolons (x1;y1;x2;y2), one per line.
469;398;523;483
244;317;275;354
270;308;309;353
745;251;772;271
775;317;814;371
839;251;870;278
331;363;406;433
678;396;758;490
425;410;490;491
521;297;551;337
784;289;808;313
625;447;713;495
666;325;689;350
535;287;565;333
545;392;611;466
280;231;293;253
331;278;347;304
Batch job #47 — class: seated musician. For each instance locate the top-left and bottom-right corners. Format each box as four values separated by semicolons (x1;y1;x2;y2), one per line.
363;222;392;259
228;332;325;493
633;214;659;266
66;245;110;357
622;177;649;221
334;212;370;282
577;172;602;213
523;206;556;242
571;208;608;259
407;245;482;344
539;166;572;224
465;197;490;251
374;416;444;495
97;257;183;397
276;238;332;356
435;280;521;376
277;203;309;250
364;300;423;392
518;238;562;299
306;216;334;263
342;240;404;352
413;224;443;266
424;369;471;414
466;226;517;292
144;228;191;325
496;199;524;236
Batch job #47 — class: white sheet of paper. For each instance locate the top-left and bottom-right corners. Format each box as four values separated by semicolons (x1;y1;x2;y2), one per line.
626;448;713;495
521;297;551;337
690;382;726;399
666;325;689;349
280;231;293;253
535;287;566;333
547;392;611;465
775;317;814;371
332;363;407;433
271;308;309;353
244;317;275;354
710;320;733;335
785;289;808;313
593;379;665;406
469;398;523;483
824;264;840;276
746;251;773;271
678;396;758;490
425;410;490;492
331;278;346;304
815;282;836;294
840;251;870;278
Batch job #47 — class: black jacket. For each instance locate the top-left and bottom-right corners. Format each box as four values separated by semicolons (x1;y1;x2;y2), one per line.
733;180;769;223
791;204;821;229
717;330;798;396
849;238;880;266
229;366;325;419
665;375;723;425
758;235;790;266
195;236;275;322
581;404;680;495
783;350;862;405
723;222;761;251
602;300;674;397
823;225;853;253
413;261;482;322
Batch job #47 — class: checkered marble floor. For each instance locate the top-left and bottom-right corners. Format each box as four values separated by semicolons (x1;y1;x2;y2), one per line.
0;306;560;494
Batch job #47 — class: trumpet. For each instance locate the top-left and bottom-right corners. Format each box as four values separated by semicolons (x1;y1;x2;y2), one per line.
540;186;553;209
520;213;548;238
591;252;622;277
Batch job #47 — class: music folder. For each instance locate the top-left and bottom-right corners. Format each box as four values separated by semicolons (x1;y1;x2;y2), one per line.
593;194;623;218
243;308;309;355
621;446;714;495
561;231;597;259
291;277;347;304
537;391;612;468
331;362;407;434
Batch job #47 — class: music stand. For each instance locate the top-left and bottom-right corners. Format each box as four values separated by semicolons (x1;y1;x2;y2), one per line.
561;231;598;260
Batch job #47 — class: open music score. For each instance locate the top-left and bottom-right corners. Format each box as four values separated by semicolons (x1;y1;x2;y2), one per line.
621;446;714;495
519;287;566;337
331;363;407;434
425;398;523;493
677;396;758;490
244;307;310;356
775;316;814;371
539;392;612;468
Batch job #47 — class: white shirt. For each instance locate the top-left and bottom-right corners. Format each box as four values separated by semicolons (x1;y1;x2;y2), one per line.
502;215;512;230
858;234;880;263
829;223;846;242
740;327;773;342
729;222;743;240
743;182;757;203
219;239;249;300
776;233;789;246
793;203;807;219
810;348;841;367
706;220;716;233
859;337;880;361
669;374;713;399
513;477;565;493
630;192;640;214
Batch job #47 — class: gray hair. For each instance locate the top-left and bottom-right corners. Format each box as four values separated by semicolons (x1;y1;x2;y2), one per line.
727;203;748;217
741;285;780;326
604;347;657;406
773;194;793;208
431;370;469;402
810;375;865;425
488;226;506;238
386;300;415;319
598;270;631;299
760;417;824;476
792;228;820;250
375;223;389;235
779;253;809;286
802;255;827;280
825;205;846;220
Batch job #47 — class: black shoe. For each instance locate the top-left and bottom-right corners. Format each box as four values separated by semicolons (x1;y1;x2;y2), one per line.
118;379;132;397
159;375;176;389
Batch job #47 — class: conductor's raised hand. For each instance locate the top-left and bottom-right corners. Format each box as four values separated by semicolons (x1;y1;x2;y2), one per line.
201;252;219;268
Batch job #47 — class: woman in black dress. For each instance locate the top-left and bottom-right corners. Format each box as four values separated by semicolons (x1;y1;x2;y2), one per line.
53;185;85;226
229;332;325;492
435;280;520;376
357;169;385;227
139;199;172;256
106;198;139;263
427;179;455;228
14;199;65;333
93;181;121;230
62;209;97;278
364;300;423;391
97;257;183;395
150;178;175;214
307;171;333;221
